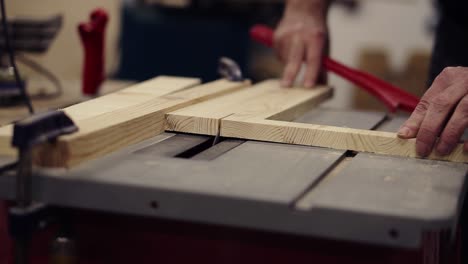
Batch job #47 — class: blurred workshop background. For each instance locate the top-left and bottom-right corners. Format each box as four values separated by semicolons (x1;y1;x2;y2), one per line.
7;0;434;111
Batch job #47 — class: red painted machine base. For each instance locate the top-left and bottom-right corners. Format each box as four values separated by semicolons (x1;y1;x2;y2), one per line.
0;201;458;264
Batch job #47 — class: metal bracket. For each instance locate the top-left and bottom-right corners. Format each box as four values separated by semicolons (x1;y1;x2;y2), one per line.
218;57;243;82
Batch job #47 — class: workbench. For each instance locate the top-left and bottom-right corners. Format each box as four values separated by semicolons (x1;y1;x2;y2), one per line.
0;107;466;263
0;77;466;264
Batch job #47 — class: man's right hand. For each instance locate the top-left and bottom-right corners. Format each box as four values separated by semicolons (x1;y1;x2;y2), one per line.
274;0;330;88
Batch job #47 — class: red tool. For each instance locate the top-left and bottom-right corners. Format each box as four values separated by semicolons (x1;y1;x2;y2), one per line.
250;24;420;113
78;9;108;96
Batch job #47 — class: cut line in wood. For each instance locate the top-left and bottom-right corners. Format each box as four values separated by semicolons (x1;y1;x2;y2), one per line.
166;80;333;136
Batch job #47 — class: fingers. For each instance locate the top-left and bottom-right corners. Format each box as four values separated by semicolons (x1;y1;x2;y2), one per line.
397;67;468;157
274;19;327;88
281;37;305;87
436;95;468;155
303;32;325;88
397;97;431;139
415;85;465;156
397;69;454;140
398;102;432;140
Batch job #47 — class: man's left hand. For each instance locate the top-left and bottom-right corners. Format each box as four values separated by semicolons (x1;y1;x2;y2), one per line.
398;66;468;157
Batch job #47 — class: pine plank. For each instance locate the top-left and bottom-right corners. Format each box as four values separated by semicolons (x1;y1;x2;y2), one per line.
0;78;249;168
166;80;283;135
63;76;201;121
2;76;465;167
167;79;467;163
0;76;200;157
221;119;467;163
166;80;333;135
0;80;136;126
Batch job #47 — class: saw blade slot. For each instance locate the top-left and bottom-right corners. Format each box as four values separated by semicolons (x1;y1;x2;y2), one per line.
134;133;244;161
175;137;245;160
174;136;219;159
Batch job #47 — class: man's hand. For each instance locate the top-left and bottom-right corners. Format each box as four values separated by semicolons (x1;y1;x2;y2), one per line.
275;0;329;88
398;67;468;156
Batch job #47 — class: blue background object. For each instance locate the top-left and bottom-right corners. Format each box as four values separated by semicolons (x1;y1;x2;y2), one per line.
116;5;252;82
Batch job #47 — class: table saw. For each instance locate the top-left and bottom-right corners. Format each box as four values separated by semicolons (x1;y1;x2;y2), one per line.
0;76;466;264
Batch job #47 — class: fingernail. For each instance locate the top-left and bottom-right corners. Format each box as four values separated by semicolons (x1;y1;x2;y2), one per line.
397;127;411;138
436;144;450;156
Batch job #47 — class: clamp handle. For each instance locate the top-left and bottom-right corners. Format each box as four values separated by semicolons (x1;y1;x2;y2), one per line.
78;8;108;96
250;24;420;113
12;111;78;150
11;110;77;208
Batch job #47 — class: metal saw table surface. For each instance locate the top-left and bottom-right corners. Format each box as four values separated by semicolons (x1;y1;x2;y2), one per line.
0;107;466;250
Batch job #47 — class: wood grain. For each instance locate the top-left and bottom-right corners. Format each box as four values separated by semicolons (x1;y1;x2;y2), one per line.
0;77;250;168
221;119;467;163
63;76;200;121
166;80;333;135
168;79;466;163
0;79;135;126
0;76;200;157
166;80;278;135
2;76;465;167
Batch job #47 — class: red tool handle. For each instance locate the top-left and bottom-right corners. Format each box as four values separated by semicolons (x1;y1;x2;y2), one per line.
78;9;108;96
250;24;420;113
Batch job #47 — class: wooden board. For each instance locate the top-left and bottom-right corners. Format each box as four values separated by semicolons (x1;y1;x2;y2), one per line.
0;80;135;126
221;119;467;163
168;80;467;163
166;80;333;135
1;77;466;168
0;77;250;167
0;76;199;156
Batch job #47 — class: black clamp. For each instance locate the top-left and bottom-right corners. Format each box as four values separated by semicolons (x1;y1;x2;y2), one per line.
12;110;77;207
8;110;77;264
